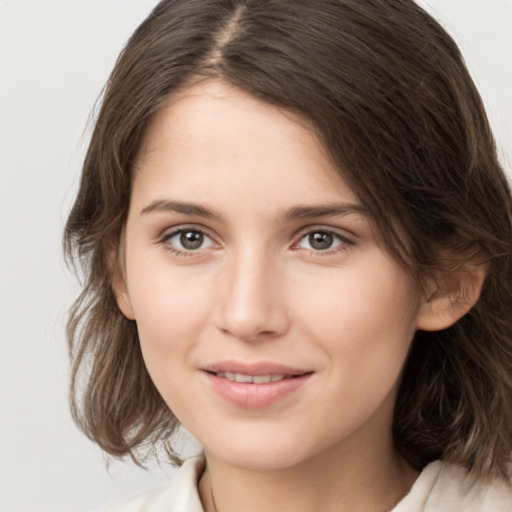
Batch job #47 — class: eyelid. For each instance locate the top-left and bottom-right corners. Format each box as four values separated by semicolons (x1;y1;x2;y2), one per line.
157;223;355;256
290;225;355;256
158;223;215;241
158;224;221;256
292;224;355;244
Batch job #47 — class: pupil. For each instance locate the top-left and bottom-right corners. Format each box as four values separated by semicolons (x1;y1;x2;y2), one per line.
309;232;333;250
180;231;203;250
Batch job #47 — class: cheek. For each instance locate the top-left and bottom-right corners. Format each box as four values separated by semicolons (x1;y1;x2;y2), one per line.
298;261;417;335
130;273;213;422
294;257;419;391
126;258;215;381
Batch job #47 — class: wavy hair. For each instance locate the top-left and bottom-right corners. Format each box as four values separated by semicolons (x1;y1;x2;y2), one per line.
64;0;512;477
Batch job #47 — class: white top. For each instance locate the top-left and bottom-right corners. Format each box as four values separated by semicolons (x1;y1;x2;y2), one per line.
98;456;512;512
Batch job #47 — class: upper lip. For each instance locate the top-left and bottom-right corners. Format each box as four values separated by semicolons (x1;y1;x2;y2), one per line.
201;361;312;376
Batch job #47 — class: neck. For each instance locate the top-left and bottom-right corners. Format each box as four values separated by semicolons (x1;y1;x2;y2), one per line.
198;428;418;512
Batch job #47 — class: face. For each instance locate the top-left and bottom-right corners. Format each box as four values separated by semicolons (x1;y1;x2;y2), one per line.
116;80;428;471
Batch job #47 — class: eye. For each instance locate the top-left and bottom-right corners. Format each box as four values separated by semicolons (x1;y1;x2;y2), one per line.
164;228;215;253
296;229;348;252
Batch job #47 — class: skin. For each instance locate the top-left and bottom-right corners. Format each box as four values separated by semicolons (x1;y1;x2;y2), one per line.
114;80;483;512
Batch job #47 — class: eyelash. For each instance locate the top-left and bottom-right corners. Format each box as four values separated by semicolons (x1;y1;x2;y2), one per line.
159;226;354;258
160;226;215;257
293;228;353;257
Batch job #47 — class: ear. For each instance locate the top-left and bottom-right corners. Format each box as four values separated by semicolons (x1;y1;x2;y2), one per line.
416;264;487;331
109;247;136;321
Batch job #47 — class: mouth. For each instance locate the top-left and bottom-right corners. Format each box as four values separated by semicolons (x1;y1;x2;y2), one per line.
201;361;313;408
209;372;302;384
202;361;312;381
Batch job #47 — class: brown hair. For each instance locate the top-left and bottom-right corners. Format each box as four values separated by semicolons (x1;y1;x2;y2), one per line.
64;0;512;477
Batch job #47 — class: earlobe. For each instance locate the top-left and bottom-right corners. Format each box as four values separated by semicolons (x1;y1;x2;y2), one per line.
109;248;136;321
113;270;135;320
416;265;487;332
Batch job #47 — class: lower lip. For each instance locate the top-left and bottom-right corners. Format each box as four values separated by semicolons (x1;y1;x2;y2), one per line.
203;372;312;408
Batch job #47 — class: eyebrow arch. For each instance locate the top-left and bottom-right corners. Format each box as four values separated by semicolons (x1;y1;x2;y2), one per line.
282;203;367;221
140;199;367;223
140;199;223;220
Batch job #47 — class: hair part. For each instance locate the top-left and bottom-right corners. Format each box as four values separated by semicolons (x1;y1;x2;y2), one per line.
65;0;512;477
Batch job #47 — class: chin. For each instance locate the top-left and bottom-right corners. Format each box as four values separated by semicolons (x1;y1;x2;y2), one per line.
219;447;307;471
201;425;327;471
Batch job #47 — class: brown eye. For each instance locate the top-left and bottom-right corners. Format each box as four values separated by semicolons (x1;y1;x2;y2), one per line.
180;230;204;250
165;228;214;252
297;229;348;252
308;231;334;250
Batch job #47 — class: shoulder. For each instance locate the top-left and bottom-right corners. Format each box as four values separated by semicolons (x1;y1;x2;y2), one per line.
395;460;512;512
429;462;512;511
96;456;206;512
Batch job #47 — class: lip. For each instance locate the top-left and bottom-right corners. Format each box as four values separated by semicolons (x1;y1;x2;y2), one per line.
201;361;313;408
202;361;311;376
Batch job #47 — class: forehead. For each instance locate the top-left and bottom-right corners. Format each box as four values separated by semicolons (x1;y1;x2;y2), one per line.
132;79;360;213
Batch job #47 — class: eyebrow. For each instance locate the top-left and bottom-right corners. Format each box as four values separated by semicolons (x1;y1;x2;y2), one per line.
140;199;367;222
282;203;367;221
140;199;223;220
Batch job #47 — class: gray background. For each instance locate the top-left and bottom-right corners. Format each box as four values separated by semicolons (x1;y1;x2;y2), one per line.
1;1;511;511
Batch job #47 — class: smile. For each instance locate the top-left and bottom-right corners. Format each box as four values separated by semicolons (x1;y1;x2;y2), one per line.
214;372;292;384
202;362;313;408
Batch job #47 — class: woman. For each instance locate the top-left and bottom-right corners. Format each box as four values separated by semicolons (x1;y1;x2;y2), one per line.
64;1;512;510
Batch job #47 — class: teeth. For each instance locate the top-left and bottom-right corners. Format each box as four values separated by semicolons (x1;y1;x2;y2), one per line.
235;373;253;383
252;375;272;384
216;372;287;383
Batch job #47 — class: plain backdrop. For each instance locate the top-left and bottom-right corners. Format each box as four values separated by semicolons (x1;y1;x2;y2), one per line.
0;1;511;511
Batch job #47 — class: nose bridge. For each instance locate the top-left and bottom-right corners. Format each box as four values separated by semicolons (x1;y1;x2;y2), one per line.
217;242;289;340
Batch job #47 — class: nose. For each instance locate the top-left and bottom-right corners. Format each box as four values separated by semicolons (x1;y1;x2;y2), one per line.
215;247;290;342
